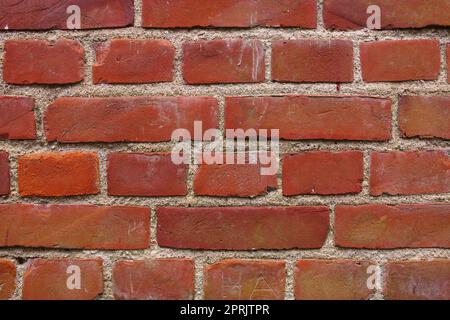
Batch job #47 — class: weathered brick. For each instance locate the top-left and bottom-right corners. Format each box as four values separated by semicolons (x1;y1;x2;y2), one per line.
107;153;188;196
183;39;265;84
272;40;354;83
225;96;392;141
447;44;450;83
193;156;277;197
283;152;364;195
204;259;285;300
370;151;450;196
399;96;450;139
45;97;219;143
142;0;317;28
23;259;103;300
93;39;175;84
385;260;450;300
0;96;36;140
113;259;195;300
18;152;99;197
360;40;441;82
295;260;374;300
0;204;150;249
3;39;84;85
324;0;450;30
157;206;329;250
0;260;16;300
0;152;10;196
335;204;450;249
0;0;134;30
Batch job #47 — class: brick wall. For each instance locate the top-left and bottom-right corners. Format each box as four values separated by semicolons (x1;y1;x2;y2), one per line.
0;0;449;300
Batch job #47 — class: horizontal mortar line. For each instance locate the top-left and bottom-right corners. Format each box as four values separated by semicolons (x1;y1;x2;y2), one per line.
0;28;449;40
1;194;449;205
0;248;449;260
2;85;450;96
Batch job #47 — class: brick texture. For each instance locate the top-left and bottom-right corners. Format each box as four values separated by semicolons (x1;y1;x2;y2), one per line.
0;152;10;196
225;96;392;141
23;259;103;300
283;152;364;195
3;39;84;85
0;260;16;300
107;153;188;196
113;259;195;300
335;204;450;249
93;39;175;84
324;0;450;30
204;260;286;300
398;96;450;139
157;206;329;250
370;151;450;196
142;0;317;28
0;204;150;249
0;96;36;140
272;40;354;83
0;0;134;30
384;261;450;300
0;0;449;301
183;39;265;84
18;152;99;197
45;97;219;143
295;260;375;300
360;40;441;82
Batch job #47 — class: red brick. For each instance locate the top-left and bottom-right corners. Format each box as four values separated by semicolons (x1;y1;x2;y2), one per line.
0;0;134;30
0;96;36;140
360;40;440;82
0;204;149;250
93;39;174;84
142;0;317;28
447;44;450;83
295;260;374;300
107;153;188;196
283;152;364;196
157;206;329;250
3;39;84;85
385;260;450;300
272;40;354;83
23;259;103;300
0;152;9;196
18;152;99;197
45;96;219;143
204;259;285;300
370;151;450;196
335;204;450;249
193;155;277;197
0;260;16;300
183;39;265;84
225;96;392;141
324;0;450;30
113;259;195;300
399;96;450;139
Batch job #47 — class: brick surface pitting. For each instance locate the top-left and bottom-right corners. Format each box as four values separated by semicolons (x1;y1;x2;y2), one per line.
0;0;449;301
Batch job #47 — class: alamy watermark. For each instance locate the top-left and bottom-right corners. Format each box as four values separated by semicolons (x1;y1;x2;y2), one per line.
171;121;280;176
